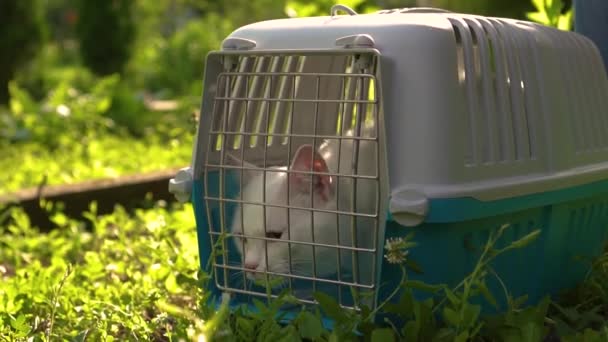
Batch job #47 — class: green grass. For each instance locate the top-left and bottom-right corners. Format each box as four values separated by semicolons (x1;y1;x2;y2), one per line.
0;134;192;194
0;74;195;194
0;202;200;340
1;36;607;341
1;200;607;341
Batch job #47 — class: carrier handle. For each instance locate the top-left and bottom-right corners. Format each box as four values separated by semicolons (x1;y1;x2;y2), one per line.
377;7;451;14
331;4;358;16
400;8;451;13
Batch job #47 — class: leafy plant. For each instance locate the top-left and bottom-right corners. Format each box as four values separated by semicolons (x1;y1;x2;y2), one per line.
0;0;46;104
128;14;233;99
285;0;380;18
75;0;135;75
545;244;608;338
0;201;201;340
164;223;547;341
0;79;194;193
527;0;573;30
1;198;608;340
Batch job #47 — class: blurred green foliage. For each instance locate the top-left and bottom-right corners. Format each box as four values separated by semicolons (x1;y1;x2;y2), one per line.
1;0;554;106
1;202;606;340
527;0;573;30
0;76;193;193
432;0;535;19
0;201;201;340
5;77;119;148
0;1;605;340
75;0;135;76
0;0;46;104
128;14;233;99
0;0;574;191
285;0;381;17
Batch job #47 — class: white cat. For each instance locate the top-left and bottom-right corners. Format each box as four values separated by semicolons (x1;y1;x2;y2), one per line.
228;121;378;286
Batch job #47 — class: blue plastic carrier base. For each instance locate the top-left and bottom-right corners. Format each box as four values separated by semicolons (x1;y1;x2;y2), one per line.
192;171;608;326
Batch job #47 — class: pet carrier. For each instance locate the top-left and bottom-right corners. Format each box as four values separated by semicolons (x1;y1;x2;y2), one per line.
169;5;608;325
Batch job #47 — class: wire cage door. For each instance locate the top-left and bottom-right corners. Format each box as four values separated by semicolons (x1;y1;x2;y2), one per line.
200;50;386;311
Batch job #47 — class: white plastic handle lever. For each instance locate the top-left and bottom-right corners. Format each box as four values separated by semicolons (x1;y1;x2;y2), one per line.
222;37;257;51
335;34;375;48
331;4;358;17
168;167;193;203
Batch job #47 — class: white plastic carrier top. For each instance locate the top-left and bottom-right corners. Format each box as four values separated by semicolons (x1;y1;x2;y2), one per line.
186;6;608;226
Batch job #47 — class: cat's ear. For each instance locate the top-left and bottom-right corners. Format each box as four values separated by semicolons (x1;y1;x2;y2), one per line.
224;153;258;183
289;144;334;201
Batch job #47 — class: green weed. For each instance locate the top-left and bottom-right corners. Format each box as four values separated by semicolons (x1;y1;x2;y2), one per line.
0;77;195;194
1;200;607;341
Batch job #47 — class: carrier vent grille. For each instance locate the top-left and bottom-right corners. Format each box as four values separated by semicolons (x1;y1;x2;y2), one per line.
537;26;608;154
563;200;608;264
450;18;541;166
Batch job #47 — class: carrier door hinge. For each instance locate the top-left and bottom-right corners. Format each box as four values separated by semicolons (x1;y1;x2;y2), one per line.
168;167;193;203
335;34;375;49
353;53;373;70
222;37;257;51
222;55;237;71
389;190;429;227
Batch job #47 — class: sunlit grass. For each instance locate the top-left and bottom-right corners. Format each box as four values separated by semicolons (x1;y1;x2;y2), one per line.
0;134;193;194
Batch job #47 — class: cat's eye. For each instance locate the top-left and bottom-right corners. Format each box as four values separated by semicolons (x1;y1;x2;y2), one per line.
265;231;283;239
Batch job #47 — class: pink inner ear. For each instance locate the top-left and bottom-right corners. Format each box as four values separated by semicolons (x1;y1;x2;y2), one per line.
289;144;333;201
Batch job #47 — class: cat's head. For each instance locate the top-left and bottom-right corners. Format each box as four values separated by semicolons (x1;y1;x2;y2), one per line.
228;144;338;281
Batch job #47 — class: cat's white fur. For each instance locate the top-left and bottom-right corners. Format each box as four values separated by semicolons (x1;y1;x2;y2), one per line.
229;121;377;284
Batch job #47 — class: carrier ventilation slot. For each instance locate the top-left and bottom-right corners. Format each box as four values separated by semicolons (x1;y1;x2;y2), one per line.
538;26;608;154
563;200;608;261
450;18;539;166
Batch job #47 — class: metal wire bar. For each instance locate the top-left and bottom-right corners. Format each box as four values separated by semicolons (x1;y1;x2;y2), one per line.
286;72;296;290
204;196;378;218
219;71;378;78
205;164;378;180
208;231;376;252
205;92;221;288
218;68;231;289
335;71;347;307
216;264;376;289
215;284;371;312
209;131;378;141
239;56;250;290
262;70;272;296
309;75;321;295
215;97;376;104
349;66;363;306
370;60;380;298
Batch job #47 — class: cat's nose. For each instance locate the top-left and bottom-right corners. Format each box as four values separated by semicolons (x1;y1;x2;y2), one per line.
244;262;258;270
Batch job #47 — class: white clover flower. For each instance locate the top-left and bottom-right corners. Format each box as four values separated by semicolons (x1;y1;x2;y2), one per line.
384;237;410;264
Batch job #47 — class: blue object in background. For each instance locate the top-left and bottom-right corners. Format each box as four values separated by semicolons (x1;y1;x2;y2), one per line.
575;0;608;70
